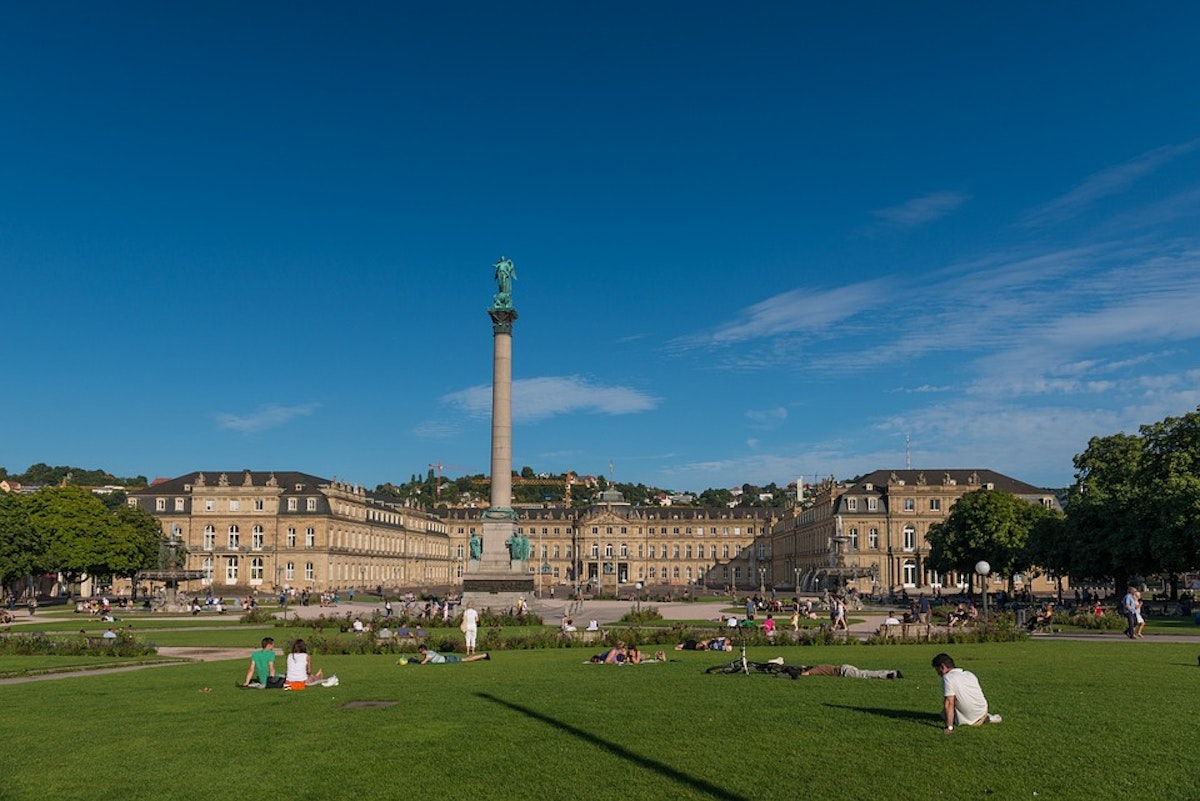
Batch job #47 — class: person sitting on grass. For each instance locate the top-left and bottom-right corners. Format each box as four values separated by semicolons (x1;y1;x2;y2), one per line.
417;644;489;664
777;663;903;680
243;636;282;688
932;652;1001;732
285;639;325;689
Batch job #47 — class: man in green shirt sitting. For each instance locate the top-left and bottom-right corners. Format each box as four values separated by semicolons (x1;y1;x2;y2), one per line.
243;637;279;688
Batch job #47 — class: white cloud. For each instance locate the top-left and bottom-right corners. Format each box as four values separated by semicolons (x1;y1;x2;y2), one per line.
745;407;788;429
682;278;894;348
1019;139;1200;228
215;403;319;433
442;375;660;423
872;191;970;227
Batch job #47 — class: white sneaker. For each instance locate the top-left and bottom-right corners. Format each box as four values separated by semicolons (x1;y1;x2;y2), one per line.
988;713;1002;724
322;675;340;687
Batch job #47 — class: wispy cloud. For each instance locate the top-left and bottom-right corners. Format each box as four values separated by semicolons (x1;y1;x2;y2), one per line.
215;403;319;433
872;191;970;227
1019;139;1200;228
443;375;660;423
412;420;461;439
679;278;894;348
745;407;788;429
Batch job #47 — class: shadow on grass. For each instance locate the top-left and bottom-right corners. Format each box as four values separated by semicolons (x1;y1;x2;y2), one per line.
822;703;938;727
476;692;751;801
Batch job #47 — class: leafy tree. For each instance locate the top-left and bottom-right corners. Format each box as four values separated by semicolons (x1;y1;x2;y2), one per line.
927;489;1056;590
698;488;734;507
1061;432;1152;588
0;492;39;587
25;487;159;585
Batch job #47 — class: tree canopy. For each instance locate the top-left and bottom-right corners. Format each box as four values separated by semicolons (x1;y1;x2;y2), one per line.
926;488;1059;587
2;487;162;587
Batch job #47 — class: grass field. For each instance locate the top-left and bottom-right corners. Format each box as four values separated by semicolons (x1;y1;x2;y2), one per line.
3;637;1198;801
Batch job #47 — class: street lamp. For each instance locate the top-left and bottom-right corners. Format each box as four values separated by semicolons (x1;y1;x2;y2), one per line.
793;566;801;595
758;566;766;594
975;560;991;620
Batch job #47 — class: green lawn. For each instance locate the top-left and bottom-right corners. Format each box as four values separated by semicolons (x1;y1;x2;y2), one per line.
3;639;1198;800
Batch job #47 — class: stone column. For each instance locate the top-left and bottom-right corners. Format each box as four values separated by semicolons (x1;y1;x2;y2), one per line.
463;272;534;609
488;308;516;515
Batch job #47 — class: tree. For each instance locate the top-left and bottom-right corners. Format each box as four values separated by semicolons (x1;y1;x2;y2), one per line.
25;487;159;586
0;492;39;588
926;489;1056;590
1061;432;1152;588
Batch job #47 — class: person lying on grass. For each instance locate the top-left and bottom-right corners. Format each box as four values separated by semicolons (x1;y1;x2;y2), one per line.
675;636;733;652
777;663;903;680
417;645;490;664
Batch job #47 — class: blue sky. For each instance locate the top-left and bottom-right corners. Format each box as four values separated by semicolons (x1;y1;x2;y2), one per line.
3;3;1200;492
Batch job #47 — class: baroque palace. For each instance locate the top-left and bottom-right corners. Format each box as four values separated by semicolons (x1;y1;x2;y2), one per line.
773;468;1063;596
131;467;1060;597
129;471;452;594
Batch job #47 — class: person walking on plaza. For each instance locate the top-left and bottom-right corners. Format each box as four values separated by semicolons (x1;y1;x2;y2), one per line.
1121;586;1139;639
932;653;1001;733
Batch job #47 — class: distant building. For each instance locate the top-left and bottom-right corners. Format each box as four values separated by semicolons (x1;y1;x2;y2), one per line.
441;488;780;592
771;469;1063;595
129;470;451;594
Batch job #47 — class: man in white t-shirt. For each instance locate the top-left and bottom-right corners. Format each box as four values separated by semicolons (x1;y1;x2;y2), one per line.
931;652;1001;733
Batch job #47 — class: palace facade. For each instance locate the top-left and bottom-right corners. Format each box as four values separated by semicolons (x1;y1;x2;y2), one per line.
440;490;781;594
771;468;1064;596
129;471;452;594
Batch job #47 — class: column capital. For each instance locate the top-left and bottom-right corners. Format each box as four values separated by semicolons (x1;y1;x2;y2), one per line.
488;306;519;334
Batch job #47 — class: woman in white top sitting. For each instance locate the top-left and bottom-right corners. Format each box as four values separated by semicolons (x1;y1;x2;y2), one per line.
285;639;324;690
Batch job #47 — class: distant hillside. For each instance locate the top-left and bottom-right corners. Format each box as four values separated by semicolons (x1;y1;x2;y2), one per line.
376;468;792;511
0;463;148;488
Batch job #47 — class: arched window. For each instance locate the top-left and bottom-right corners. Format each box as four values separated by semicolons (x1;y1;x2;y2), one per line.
252;525;264;550
226;556;239;582
902;559;916;586
228;525;240;549
903;525;916;551
202;557;214;583
250;557;264;581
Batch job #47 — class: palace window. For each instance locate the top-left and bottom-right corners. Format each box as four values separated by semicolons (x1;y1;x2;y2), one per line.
305;562;314;581
286;562;295;581
930;498;942;512
867;497;878;511
903;498;915;512
202;557;214;583
228;526;240;549
306;498;317;511
252;525;264;550
203;526;215;551
846;498;857;512
250;557;264;581
903;559;917;586
306;527;315;547
287;498;298;511
226;556;239;582
849;528;859;550
869;528;879;549
903;525;916;551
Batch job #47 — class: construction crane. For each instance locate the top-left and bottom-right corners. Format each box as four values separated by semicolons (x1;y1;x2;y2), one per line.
427;462;469;498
